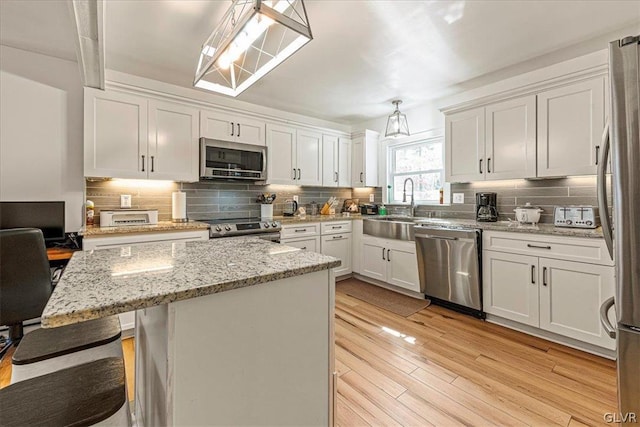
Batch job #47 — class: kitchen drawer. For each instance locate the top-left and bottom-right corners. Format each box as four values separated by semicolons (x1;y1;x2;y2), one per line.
280;236;320;252
483;231;613;266
280;223;320;238
321;221;352;235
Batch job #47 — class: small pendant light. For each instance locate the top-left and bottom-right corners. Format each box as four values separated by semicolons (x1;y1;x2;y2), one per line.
385;100;410;138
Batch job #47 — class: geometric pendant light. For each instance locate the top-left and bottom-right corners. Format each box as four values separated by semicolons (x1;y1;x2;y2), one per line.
385;100;410;138
194;0;313;97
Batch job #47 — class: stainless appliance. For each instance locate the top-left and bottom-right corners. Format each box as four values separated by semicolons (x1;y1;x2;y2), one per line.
360;204;379;215
200;138;266;181
476;192;498;222
99;209;158;227
283;199;298;216
415;225;484;318
553;206;599;228
203;217;281;240
598;35;640;420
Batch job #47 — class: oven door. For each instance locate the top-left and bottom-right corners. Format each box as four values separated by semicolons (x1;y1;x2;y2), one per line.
200;138;266;180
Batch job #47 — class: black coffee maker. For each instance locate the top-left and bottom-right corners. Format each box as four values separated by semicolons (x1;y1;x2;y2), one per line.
476;192;498;222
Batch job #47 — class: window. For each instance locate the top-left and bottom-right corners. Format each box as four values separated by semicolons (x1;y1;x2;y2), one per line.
387;137;445;204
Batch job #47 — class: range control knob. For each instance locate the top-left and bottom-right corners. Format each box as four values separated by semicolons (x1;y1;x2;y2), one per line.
566;220;572;225
586;220;593;226
224;225;231;231
215;226;222;232
264;223;270;228
272;222;278;227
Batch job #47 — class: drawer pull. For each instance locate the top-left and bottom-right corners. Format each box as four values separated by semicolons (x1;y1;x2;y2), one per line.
382;247;386;260
301;246;307;250
332;236;343;240
543;267;548;286
531;265;535;284
527;244;551;250
332;226;342;229
294;229;307;233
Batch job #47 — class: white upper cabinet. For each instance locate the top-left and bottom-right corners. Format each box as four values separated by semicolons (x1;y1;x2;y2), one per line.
148;100;199;182
85;88;199;181
351;130;379;187
485;95;537;180
200;110;266;146
537;76;606;177
445;107;485;183
266;124;322;186
322;135;352;187
85;89;148;179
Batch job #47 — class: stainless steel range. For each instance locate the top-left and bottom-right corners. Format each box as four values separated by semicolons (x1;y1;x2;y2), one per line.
202;217;282;241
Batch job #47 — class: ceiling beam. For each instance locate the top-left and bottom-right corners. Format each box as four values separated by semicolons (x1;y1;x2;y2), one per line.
67;0;105;89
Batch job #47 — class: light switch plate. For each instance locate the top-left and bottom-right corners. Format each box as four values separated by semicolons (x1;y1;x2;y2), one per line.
369;194;375;202
453;193;464;204
293;195;299;203
120;194;132;208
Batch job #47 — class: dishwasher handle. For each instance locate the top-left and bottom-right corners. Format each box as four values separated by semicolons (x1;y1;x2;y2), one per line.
418;235;458;241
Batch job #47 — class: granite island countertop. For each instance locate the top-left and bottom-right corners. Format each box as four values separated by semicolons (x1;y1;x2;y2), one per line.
81;220;210;237
41;238;340;328
410;218;604;239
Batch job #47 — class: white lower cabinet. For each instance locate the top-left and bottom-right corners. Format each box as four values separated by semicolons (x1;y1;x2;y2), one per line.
281;236;320;252
482;231;615;350
321;234;351;276
361;235;420;293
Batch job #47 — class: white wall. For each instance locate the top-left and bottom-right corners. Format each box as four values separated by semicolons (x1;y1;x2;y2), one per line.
352;100;444;138
0;45;84;232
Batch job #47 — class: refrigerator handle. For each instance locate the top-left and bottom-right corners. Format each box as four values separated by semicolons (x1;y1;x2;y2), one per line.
599;296;617;339
597;120;614;260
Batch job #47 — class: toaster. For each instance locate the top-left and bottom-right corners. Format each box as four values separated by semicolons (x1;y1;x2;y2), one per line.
100;209;158;227
553;206;599;228
360;204;378;215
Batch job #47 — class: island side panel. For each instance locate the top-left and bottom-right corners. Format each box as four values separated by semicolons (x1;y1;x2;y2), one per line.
170;269;333;426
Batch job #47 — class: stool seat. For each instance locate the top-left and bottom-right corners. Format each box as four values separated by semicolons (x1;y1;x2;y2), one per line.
12;316;121;365
0;357;128;427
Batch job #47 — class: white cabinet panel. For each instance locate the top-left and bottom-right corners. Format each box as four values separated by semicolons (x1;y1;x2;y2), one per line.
321;234;352;276
281;236;320;252
266;123;296;185
483;251;539;327
485;95;536;180
200;111;233;141
322;134;338;187
351;220;363;274
361;238;386;282
445;107;485;183
351;130;378;187
337;137;352;187
234;116;265;146
280;223;320;239
296;129;322;186
200;110;265;146
386;241;420;292
148;100;199;182
84;88;147;179
539;258;615;350
537;77;606;177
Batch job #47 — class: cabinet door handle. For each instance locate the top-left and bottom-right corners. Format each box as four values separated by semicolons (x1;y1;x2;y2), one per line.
360;172;363;183
527;244;551;250
543;267;548;286
387;249;391;262
151;155;155;172
292;168;296;180
141;155;145;172
334;172;338;182
595;145;600;165
297;168;301;180
237;123;241;138
531;265;536;284
487;157;491;173
479;159;483;174
301;246;307;250
230;122;235;136
382;247;386;260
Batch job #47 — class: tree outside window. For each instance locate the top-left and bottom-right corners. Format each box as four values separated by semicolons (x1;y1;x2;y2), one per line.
388;138;444;203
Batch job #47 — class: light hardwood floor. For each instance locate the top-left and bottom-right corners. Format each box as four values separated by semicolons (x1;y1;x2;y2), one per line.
1;285;618;426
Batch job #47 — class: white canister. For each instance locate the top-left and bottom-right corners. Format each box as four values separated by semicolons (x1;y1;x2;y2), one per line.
172;191;188;222
261;204;273;219
513;203;543;224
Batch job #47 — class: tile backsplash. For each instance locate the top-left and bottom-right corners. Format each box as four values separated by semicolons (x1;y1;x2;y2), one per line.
86;176;608;225
86;179;381;224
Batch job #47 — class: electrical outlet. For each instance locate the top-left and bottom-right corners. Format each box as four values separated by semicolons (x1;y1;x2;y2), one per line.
293;195;299;203
369;194;375;202
120;194;132;208
453;193;464;204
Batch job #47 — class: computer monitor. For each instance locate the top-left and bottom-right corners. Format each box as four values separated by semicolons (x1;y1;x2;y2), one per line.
0;201;66;245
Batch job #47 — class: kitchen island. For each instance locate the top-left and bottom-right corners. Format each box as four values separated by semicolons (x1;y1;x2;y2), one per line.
41;238;340;426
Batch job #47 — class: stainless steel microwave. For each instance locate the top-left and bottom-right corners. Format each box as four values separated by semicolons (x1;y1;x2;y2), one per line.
200;138;267;181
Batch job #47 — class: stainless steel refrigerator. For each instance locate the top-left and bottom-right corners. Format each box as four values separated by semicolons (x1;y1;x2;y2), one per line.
598;35;640;420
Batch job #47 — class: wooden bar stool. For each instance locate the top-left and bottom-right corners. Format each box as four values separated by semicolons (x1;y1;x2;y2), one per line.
11;316;123;383
0;357;131;427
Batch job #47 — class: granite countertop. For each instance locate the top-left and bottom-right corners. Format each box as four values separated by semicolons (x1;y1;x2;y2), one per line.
409;218;604;239
81;220;210;237
276;214;364;224
41;238;340;328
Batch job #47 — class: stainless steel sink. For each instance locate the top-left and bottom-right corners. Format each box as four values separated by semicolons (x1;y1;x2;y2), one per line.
363;217;417;241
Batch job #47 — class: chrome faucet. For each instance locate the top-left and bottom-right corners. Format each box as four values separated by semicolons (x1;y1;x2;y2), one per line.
402;178;415;216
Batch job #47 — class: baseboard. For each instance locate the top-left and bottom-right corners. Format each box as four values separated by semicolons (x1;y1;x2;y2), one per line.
352;274;426;300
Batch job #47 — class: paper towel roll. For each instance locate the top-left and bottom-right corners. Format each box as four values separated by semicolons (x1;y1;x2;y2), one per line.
172;191;187;222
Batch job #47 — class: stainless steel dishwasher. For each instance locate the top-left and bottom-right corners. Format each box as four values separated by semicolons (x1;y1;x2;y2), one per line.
414;225;483;318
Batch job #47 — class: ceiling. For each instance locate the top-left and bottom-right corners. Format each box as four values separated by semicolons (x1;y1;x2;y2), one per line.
1;1;639;125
